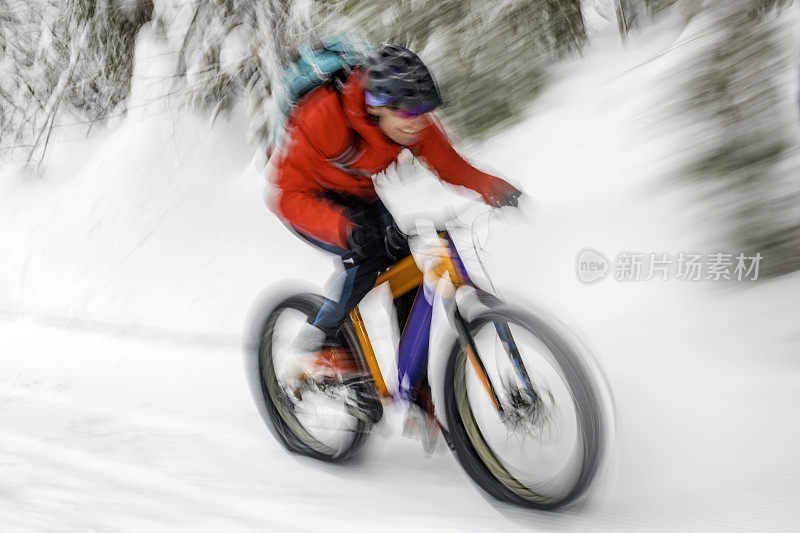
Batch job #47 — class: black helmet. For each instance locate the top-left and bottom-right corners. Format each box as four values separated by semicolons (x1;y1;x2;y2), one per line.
363;44;442;112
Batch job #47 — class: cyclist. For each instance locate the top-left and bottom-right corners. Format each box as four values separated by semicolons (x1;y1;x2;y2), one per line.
269;44;520;433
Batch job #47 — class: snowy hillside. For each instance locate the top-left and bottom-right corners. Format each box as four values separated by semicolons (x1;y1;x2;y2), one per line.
2;5;800;532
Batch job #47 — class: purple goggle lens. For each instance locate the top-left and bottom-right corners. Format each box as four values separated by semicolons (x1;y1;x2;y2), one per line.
394;105;431;118
365;91;432;117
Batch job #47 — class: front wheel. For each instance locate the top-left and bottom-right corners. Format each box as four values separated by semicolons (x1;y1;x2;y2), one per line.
443;304;609;509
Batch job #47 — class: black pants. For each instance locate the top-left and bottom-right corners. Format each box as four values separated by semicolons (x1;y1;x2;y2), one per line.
292;195;414;339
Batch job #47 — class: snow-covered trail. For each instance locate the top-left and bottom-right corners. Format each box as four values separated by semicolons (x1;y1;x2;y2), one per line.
0;319;580;533
2;276;799;532
2;10;800;532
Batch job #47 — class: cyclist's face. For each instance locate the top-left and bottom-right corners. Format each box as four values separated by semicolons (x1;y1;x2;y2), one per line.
367;106;427;146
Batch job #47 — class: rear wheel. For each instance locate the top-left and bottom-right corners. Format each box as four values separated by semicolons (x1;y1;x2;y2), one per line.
248;293;380;462
443;305;608;509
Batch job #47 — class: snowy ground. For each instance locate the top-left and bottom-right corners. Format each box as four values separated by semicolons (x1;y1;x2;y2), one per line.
2;8;800;532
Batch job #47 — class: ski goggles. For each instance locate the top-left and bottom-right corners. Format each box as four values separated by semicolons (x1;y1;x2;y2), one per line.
392;105;432;118
365;91;433;117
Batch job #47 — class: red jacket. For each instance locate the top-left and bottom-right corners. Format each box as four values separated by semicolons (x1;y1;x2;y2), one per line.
272;69;503;248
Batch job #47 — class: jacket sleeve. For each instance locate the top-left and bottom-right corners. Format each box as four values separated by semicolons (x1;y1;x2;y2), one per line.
412;115;505;199
274;125;351;248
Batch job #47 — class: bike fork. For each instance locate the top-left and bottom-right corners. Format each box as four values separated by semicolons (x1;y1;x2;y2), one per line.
493;320;536;394
453;311;505;415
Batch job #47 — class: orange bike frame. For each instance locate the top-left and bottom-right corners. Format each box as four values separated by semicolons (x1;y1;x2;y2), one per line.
348;235;469;399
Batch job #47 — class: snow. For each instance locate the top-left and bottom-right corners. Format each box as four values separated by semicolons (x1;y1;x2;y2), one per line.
220;25;253;74
2;6;800;531
581;0;618;35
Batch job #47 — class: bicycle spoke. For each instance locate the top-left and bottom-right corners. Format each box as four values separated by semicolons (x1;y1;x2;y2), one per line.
448;310;601;507
253;296;374;461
